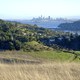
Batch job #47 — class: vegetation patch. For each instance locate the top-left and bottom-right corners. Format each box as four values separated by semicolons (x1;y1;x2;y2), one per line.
23;41;53;51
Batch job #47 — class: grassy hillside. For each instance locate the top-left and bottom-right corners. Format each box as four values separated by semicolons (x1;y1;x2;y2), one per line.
0;50;80;80
23;41;53;51
0;50;80;63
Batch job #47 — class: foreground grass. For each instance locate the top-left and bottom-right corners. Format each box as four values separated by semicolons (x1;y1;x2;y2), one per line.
0;62;80;80
0;51;80;80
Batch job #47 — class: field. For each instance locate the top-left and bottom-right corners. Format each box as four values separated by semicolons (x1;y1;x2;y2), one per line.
0;50;80;80
0;62;80;80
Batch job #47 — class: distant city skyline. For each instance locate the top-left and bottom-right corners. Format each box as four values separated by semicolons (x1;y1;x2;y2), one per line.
0;0;80;19
31;15;80;20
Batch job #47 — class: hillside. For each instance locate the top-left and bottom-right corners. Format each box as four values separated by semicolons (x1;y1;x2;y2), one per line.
0;19;60;51
1;19;80;51
58;20;80;31
0;19;80;80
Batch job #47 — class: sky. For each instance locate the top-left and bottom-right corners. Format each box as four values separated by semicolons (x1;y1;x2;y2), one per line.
0;0;80;19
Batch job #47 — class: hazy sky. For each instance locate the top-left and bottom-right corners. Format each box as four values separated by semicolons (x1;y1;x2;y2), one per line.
0;0;80;19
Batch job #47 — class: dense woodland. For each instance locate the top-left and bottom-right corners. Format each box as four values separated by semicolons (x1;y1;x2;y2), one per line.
0;19;80;51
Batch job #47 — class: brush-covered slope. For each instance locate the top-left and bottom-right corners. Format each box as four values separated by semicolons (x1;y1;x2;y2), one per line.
0;19;57;51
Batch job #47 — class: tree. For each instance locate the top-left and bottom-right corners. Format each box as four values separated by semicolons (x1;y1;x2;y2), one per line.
14;40;21;50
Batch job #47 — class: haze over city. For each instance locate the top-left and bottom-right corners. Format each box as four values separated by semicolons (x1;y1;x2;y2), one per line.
0;0;80;19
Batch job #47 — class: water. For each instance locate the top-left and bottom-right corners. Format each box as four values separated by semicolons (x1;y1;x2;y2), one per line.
18;20;67;28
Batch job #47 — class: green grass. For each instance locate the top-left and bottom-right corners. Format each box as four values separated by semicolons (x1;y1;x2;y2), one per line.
27;41;40;45
24;50;76;62
23;41;53;51
0;50;80;62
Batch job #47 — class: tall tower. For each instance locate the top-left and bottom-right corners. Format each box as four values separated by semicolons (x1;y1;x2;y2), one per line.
48;16;50;20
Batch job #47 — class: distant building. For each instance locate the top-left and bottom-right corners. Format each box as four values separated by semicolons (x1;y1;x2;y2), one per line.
31;16;54;22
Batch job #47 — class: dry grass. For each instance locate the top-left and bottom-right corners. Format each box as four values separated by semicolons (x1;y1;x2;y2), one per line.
0;62;80;80
0;51;80;80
